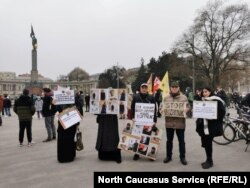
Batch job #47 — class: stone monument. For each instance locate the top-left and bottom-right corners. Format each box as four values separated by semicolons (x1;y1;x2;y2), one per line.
27;25;42;95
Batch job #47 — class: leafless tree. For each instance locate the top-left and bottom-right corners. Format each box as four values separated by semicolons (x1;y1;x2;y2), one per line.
174;0;250;88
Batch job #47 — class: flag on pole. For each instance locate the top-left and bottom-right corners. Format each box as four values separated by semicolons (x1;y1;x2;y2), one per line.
153;76;161;94
147;74;153;95
159;71;170;98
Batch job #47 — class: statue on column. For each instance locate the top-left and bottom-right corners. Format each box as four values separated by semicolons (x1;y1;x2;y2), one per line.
30;25;37;50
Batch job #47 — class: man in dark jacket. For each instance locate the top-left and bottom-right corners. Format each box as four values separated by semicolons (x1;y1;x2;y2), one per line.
131;83;157;160
14;89;36;146
42;88;56;142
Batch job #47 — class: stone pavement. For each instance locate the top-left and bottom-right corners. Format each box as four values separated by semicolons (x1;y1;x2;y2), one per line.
0;109;249;188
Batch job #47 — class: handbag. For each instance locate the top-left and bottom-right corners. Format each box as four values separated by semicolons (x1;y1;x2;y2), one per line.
76;128;84;151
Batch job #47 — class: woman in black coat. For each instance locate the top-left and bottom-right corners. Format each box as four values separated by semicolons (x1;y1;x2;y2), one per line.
57;104;80;163
95;114;121;163
196;87;226;169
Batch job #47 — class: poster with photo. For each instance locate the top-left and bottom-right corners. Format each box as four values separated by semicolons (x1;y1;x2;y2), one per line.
53;89;75;105
118;120;162;160
90;88;128;115
163;102;187;118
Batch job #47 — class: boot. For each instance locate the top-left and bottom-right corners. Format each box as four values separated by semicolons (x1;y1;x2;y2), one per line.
202;160;213;169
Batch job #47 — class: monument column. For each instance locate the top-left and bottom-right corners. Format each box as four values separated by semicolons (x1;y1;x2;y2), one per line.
30;25;38;83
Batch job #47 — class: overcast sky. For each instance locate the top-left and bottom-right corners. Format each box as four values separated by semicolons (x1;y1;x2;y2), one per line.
0;0;248;80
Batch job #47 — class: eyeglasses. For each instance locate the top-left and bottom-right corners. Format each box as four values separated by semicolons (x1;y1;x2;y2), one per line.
171;86;179;88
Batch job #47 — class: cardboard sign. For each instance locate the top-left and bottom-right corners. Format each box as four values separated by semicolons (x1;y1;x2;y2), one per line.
163;102;186;118
58;107;82;129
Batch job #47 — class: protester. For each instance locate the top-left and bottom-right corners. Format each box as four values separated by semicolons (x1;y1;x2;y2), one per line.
34;96;43;119
95;114;122;163
130;83;157;161
85;94;90;112
42;88;56;142
196;87;226;169
14;89;36;146
162;81;189;165
0;94;3;126
56;104;80;163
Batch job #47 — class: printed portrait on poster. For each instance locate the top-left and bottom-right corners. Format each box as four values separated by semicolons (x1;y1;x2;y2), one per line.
127;138;139;152
90;89;100;101
137;144;148;155
90;100;99;114
146;143;159;160
118;89;127;101
108;89;118;100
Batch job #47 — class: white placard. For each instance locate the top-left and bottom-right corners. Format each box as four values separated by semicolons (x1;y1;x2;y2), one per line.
53;90;75;105
135;103;155;123
193;101;218;119
58;107;82;129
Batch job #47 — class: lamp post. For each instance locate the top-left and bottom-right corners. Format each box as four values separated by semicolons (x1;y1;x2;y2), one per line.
186;35;195;93
117;62;119;89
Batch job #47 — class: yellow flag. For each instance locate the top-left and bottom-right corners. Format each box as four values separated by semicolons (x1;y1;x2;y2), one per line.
147;73;153;95
159;71;170;98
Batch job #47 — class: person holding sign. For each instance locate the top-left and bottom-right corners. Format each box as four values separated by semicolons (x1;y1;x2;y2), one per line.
162;81;189;165
131;83;157;161
196;87;225;169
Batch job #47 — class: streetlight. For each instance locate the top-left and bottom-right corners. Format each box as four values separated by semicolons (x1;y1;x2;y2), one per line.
116;62;119;89
186;35;195;93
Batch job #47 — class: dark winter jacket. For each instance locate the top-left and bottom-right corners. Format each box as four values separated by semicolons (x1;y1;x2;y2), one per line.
42;95;56;117
14;95;35;121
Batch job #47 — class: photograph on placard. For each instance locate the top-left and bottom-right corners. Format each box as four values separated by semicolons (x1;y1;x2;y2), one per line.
142;125;153;136
118;89;127;101
122;121;133;134
127;138;139;152
140;135;150;145
119;101;127;119
131;123;143;137
118;135;129;150
137;143;148;156
99;101;107;114
146;143;159;160
151;128;163;143
107;100;119;114
90;100;99;114
90;89;100;101
100;89;107;101
108;89;118;100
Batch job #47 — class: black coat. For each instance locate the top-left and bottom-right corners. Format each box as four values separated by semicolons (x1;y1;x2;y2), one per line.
196;97;226;137
95;115;119;152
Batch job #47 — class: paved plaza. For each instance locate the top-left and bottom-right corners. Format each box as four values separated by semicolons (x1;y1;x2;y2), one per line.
0;108;249;188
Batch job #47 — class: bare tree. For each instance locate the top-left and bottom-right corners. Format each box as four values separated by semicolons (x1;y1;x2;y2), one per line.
174;1;250;88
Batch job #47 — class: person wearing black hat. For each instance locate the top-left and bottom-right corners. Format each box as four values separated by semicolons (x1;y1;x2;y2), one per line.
14;89;36;146
162;81;189;165
130;83;157;161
